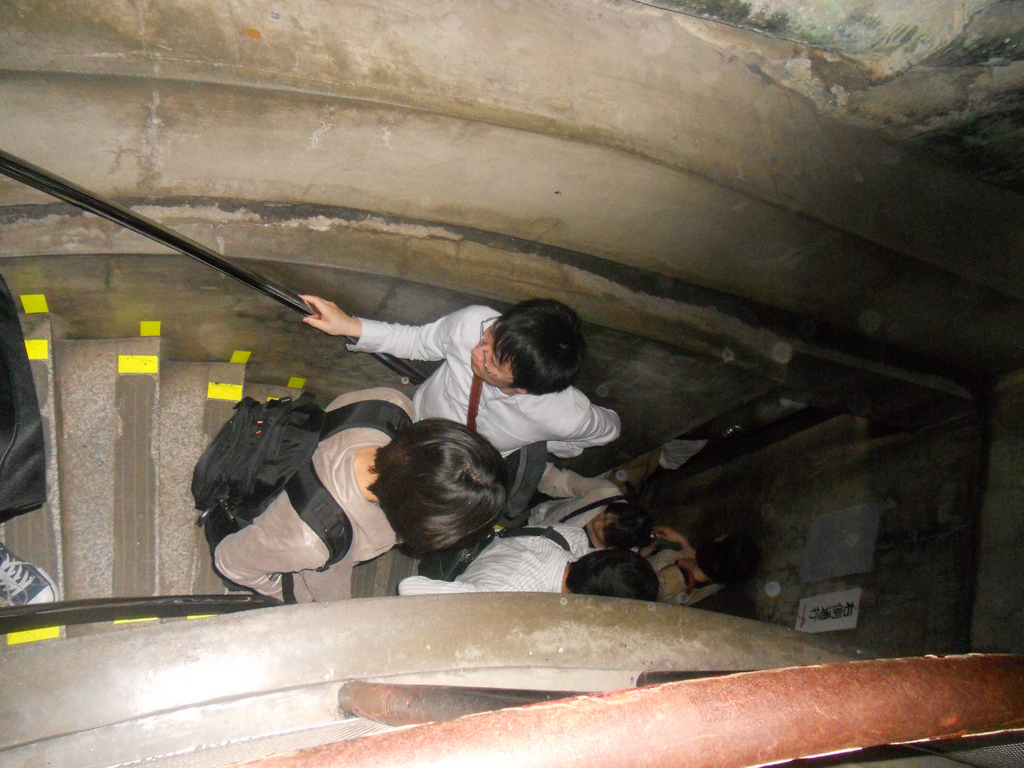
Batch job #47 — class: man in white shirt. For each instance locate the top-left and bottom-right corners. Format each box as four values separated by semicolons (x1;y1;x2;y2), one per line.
398;523;658;600
300;296;619;458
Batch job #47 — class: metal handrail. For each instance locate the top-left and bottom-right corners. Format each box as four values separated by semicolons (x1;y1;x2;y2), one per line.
228;654;1024;768
0;594;277;634
0;148;427;384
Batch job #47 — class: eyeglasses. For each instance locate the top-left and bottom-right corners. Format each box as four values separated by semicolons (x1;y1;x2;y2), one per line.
479;317;499;348
477;317;512;383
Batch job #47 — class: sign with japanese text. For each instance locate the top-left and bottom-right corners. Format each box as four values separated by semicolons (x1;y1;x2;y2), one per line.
796;588;862;633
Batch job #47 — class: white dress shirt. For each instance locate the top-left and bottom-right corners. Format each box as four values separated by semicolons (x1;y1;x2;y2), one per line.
353;305;620;457
398;524;591;595
527;464;624;528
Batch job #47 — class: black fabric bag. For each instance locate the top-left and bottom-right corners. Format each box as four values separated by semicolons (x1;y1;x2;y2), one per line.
498;440;548;524
0;275;46;523
417;526;571;582
192;392;325;525
192;395;411;567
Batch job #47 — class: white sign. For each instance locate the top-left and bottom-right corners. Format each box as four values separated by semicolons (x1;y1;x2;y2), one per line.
796;588;862;633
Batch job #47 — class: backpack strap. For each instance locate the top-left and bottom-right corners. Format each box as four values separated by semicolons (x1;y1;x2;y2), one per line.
558;495;626;524
280;572;297;605
417;525;571;583
284;461;355;568
496;525;572;552
320;399;412;441
287;399;413;568
500;441;548;523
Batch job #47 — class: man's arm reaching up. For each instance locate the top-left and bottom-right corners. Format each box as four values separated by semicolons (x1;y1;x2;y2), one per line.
300;295;363;338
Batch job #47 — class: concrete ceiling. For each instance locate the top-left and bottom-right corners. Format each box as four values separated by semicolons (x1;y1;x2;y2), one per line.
1;0;1022;471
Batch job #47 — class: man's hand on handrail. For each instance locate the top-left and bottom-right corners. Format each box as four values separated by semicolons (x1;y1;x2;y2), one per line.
301;295;363;338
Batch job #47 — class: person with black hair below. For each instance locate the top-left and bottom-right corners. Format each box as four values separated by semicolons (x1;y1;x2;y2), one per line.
527;464;653;550
215;388;507;603
644;526;761;606
398;522;659;601
300;296;619;458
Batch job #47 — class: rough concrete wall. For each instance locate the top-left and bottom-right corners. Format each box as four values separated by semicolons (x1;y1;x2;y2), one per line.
2;0;1024;408
650;413;981;657
621;0;1024;192
972;370;1024;652
3;0;1024;317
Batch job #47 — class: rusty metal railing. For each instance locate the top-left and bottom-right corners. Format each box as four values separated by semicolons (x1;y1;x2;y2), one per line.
231;654;1024;768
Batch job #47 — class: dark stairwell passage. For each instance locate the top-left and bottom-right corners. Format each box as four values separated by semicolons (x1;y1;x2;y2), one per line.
0;248;995;657
1;0;1022;672
0;147;1011;654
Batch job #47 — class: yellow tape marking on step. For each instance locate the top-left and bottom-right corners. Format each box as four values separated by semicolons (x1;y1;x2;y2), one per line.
230;350;251;364
140;321;161;337
25;339;49;360
20;294;48;313
187;614;215;620
114;617;158;624
287;377;306;389
7;626;61;645
208;382;243;401
118;355;159;374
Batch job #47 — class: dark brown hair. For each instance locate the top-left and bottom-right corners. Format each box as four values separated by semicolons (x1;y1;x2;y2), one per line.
370;419;506;552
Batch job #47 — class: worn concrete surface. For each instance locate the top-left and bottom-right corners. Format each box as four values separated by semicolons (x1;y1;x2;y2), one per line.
650;413;981;656
53;337;161;601
156;361;245;596
0;594;857;749
972;370;1024;653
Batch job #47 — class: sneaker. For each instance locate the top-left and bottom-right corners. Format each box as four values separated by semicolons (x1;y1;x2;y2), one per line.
0;541;58;607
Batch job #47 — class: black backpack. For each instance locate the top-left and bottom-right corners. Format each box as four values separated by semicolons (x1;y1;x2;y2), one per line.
192;393;411;567
498;440;548;525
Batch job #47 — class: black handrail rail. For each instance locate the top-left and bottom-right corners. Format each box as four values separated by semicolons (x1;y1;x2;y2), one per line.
0;148;427;384
0;594;277;635
0;149;312;315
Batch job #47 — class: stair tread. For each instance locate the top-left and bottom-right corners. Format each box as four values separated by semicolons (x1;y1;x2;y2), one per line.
156;360;242;593
352;549;418;599
54;338;161;602
157;361;246;596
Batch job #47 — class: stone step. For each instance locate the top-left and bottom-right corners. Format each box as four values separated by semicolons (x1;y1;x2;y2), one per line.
2;314;64;602
156;361;246;596
53;338;161;604
351;549;418;599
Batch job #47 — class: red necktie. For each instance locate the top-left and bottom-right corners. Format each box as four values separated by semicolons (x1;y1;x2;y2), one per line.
467;375;483;432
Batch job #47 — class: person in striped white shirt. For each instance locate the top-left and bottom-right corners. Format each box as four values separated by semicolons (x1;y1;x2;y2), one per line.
398;523;658;600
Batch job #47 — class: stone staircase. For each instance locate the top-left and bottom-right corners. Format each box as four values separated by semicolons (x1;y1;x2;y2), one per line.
1;310;416;644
